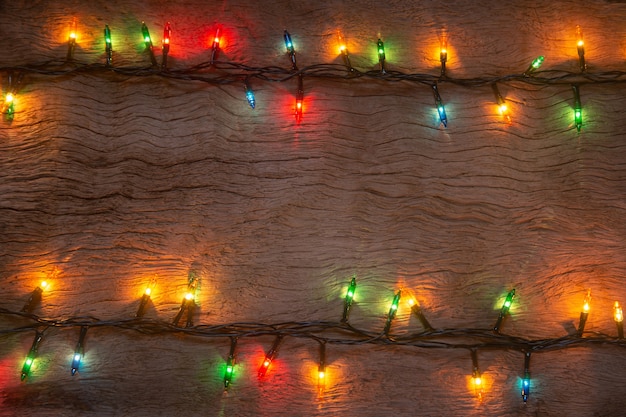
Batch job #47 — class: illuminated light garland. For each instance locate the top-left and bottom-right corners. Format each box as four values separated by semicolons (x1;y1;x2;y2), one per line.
104;25;112;66
317;341;326;393
21;331;44;381
439;38;448;78
493;289;515;334
614;301;623;339
407;296;434;332
67;17;77;61
71;326;88;375
141;22;157;67
258;335;283;378
521;351;532;402
21;281;49;313
377;37;386;74
210;26;222;64
136;277;156;318
283;30;297;70
572;84;583;132
492;83;511;123
383;290;401;336
470;349;483;401
432;83;448;127
337;32;353;72
576;25;586;72
224;337;237;389
341;276;357;322
524;56;544;76
162;22;172;70
577;289;591;336
244;80;256;109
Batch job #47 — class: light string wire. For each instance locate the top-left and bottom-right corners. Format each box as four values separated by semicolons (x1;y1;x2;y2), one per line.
1;58;625;93
2;307;625;354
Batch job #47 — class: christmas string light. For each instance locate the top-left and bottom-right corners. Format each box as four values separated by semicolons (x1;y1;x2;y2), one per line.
492;83;511;123
576;25;586;72
21;281;49;313
21;330;44;381
341;276;357;322
283;30;297;70
244;79;256;109
377;37;386;74
172;273;199;327
337;32;353;72
572;84;583;132
141;22;157;67
317;341;326;393
258;335;283;378
407;296;434;332
470;349;483;400
71;326;88;375
493;289;515;333
432;83;448;127
577;289;591;336
614;302;623;339
104;25;112;66
295;73;304;122
523;56;544;76
2;72;23;122
383;290;401;337
521;351;532;402
162;22;172;70
135;277;156;318
67;17;77;61
210;26;222;64
223;336;237;389
439;38;447;78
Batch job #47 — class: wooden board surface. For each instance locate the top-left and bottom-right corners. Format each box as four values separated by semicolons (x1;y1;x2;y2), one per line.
1;0;626;415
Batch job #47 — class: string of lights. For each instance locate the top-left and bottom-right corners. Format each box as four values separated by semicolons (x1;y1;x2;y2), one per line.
2;277;626;400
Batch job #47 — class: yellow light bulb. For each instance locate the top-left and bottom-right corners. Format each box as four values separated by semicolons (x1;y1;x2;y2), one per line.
40;281;48;290
185;292;193;300
614;301;623;323
499;104;508;114
319;371;325;379
474;377;482;387
576;26;584;47
144;287;152;296
69;18;77;41
582;290;591;313
5;93;14;104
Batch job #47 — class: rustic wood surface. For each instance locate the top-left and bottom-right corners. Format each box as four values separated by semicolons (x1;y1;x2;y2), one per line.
1;0;626;415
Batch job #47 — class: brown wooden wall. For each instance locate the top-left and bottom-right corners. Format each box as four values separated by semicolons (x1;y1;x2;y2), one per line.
1;0;626;415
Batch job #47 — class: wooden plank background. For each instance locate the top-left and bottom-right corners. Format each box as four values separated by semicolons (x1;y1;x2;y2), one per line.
1;0;625;415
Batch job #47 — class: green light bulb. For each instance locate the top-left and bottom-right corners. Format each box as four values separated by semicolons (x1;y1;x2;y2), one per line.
341;277;357;322
531;56;544;69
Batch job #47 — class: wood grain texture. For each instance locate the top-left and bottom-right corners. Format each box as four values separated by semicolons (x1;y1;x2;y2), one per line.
1;0;626;415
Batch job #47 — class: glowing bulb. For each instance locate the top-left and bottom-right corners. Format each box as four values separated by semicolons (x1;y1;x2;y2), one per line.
71;327;88;376
283;30;297;70
492;84;511;124
141;22;157;66
493;289;515;333
244;81;256;109
615;301;623;323
383;290;401;336
440;38;447;77
582;290;591;313
337;31;353;71
6;93;14;104
185;292;193;300
224;338;237;389
576;26;586;72
377;38;386;73
104;25;112;66
577;289;591;336
258;336;283;378
432;84;448;127
69;18;77;42
210;26;222;63
342;277;357;322
572;84;583;132
21;332;43;381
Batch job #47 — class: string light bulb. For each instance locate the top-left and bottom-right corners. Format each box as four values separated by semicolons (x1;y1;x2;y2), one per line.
576;25;586;72
407;297;434;332
135;277;156;318
21;331;44;381
258;335;283;378
283;30;297;70
572;84;583;132
244;80;256;109
377;37;386;74
172;274;198;327
614;301;623;339
21;280;49;313
224;337;237;389
71;326;88;376
470;350;483;400
492;83;511;123
162;22;172;70
104;25;112;66
493;289;515;333
521;351;531;402
337;31;353;71
141;22;157;66
295;74;304;122
341;276;357;322
317;342;327;393
440;38;448;77
210;26;222;64
383;290;401;336
524;56;544;76
432;83;448;127
67;17;77;61
577;289;591;336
